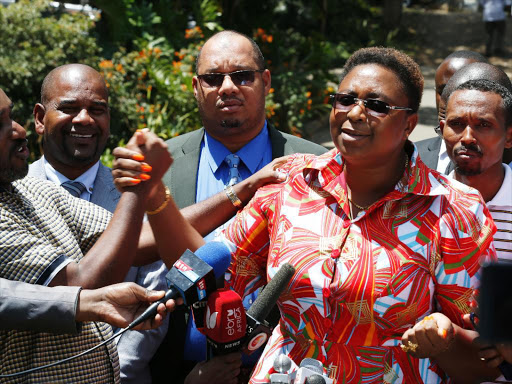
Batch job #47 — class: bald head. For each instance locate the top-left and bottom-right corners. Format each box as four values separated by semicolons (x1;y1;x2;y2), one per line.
442;62;512;103
195;30;265;74
435;51;488;112
41;64;108;107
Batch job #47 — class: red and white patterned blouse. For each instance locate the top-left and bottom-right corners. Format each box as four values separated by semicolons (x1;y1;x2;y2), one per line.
220;144;496;384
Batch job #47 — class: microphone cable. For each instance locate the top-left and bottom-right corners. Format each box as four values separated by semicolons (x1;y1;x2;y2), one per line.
0;318;139;378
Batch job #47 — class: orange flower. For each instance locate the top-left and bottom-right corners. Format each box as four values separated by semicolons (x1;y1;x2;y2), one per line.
306;91;312;98
267;35;273;43
99;60;113;69
269;88;274;94
115;63;124;73
140;115;145;120
147;85;153;92
154;47;162;55
300;109;305;115
181;84;187;91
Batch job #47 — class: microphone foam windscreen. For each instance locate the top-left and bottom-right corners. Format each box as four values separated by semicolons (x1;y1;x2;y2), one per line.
194;241;232;278
247;263;295;322
204;288;246;344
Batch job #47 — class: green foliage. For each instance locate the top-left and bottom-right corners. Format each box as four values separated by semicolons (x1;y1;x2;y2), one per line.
0;0;100;159
1;0;411;166
99;36;202;148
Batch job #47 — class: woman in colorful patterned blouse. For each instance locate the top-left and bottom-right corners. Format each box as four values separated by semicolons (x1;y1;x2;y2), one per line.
218;47;499;383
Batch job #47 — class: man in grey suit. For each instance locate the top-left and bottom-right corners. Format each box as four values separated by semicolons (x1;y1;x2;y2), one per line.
153;30;326;384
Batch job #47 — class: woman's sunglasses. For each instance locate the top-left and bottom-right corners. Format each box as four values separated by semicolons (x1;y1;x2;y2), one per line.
197;70;264;88
330;93;413;117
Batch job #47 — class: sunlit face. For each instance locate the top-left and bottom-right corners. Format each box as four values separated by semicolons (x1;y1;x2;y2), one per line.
441;89;512;176
0;89;29;189
329;64;417;165
193;34;271;148
34;66;110;170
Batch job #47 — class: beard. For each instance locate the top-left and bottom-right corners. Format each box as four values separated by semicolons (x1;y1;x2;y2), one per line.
0;163;28;184
220;119;242;128
453;143;483;176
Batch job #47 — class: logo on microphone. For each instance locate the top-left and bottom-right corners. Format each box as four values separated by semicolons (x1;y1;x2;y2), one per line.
247;332;268;351
225;307;244;336
206;306;218;329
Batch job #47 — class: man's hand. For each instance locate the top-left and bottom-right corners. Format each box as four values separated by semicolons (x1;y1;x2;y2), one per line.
76;282;181;330
401;313;455;358
184;353;242;384
234;155;290;204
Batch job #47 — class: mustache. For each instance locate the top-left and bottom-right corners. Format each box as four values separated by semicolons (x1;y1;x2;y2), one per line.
454;143;482;156
216;96;243;108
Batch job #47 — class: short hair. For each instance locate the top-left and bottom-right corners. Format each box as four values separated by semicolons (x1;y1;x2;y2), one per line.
443;50;488;63
339;47;424;113
195;30;265;73
449;79;512;126
41;64;108;106
442;62;512;104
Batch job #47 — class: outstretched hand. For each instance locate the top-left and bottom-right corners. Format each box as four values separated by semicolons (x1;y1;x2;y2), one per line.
401;313;455;358
77;282;181;330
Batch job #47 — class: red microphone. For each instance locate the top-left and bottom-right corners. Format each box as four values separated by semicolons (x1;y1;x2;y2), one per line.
204;288;247;359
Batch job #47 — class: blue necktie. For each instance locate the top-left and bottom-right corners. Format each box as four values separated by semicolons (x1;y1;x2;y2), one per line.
61;180;86;198
225;154;241;186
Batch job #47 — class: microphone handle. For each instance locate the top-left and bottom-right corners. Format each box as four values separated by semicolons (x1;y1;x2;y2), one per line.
128;286;180;329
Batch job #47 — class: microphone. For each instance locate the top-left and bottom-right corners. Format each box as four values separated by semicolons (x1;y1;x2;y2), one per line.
305;375;326;384
273;354;292;374
243;263;295;355
204;288;246;358
294;358;333;384
128;242;231;329
270;354;293;383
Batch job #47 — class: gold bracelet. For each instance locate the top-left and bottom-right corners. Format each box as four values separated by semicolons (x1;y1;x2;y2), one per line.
146;186;171;215
225;185;242;208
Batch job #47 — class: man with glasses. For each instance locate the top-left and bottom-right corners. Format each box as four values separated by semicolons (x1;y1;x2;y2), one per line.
150;30;326;383
416;50;487;173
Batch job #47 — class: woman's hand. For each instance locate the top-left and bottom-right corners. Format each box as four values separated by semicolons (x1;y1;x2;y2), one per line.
112;129;173;198
401;313;455;358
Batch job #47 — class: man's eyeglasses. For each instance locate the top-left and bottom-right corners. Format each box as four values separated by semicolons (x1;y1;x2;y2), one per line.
197;70;264;88
329;93;413;117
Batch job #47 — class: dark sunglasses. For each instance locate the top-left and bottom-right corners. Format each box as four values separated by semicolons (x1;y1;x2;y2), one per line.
197;69;264;88
329;93;413;117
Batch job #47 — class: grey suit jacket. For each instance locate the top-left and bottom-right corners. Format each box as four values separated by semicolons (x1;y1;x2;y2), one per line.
28;158;120;212
416;136;442;171
0;278;80;334
162;125;327;209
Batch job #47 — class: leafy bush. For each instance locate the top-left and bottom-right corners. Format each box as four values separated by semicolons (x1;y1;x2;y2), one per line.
0;0;100;160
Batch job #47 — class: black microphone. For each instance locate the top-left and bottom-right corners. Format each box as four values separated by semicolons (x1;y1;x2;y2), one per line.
242;263;295;354
128;242;231;329
305;374;326;384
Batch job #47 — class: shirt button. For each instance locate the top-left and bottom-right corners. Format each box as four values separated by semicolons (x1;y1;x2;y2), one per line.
343;220;350;229
322;287;331;298
324;318;332;328
331;249;340;259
